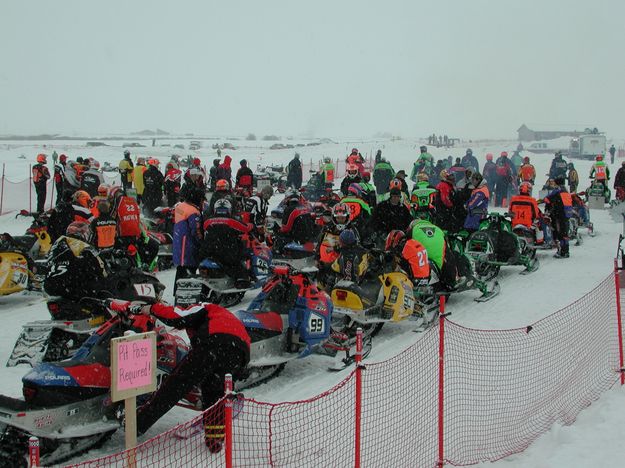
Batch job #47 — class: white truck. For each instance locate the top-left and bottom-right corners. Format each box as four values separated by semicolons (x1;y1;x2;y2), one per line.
568;133;606;160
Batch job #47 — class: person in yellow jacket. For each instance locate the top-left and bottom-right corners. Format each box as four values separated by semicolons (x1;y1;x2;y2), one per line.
118;150;134;190
133;157;147;205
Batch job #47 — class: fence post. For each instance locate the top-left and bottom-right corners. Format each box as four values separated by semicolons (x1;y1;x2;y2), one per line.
29;164;32;213
354;328;364;468
614;259;625;385
49;178;55;210
437;296;447;468
0;163;5;215
28;436;39;468
225;373;234;468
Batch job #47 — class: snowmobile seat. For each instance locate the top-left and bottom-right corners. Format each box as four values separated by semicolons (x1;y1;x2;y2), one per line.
334;279;382;309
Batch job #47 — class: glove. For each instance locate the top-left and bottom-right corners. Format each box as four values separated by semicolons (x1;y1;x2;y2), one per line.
129;304;151;315
108;299;131;312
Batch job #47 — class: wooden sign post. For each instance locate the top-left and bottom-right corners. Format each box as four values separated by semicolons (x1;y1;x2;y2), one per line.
111;331;157;468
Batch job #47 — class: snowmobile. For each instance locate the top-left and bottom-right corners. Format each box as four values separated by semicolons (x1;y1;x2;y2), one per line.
330;254;420;341
7;247;165;367
0;233;49;297
465;212;539;279
270;201;320;260
585;179;611;209
0;307;189;467
175;238;272;308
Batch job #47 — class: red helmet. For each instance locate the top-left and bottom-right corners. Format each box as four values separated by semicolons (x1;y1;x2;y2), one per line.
389;179;402;191
216;179;230;191
519;182;532;195
59;154;67;163
346;164;359;178
36;153;47;164
486;153;493;161
361;171;371;181
500;151;508;157
596;154;603;161
148;158;160;167
193;158;201;166
65;221;91;242
332;202;350;230
385;230;406;252
72;190;92;208
351;148;358;154
523;156;530;163
347;183;365;199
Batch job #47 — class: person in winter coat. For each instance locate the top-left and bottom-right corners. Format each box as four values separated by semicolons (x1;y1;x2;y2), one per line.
394;170;410;196
185;158;207;187
589;154;610;190
482;153;497;201
548;151;568;180
373;158;395;198
235;159;254;194
464;172;490;231
142;159;165;215
370;188;411;242
214;155;232;187
108;299;250;453
340;164;363;196
543;176;573;258
164;161;182;207
613;161;625;201
90;199;117;249
385;230;430;286
494;152;514;207
374;149;382;164
461;148;480;173
434;170;456;231
320;157;335;188
609;144;616;164
173;188;204;291
53;154;68;205
410;146;434;182
518;157;536;194
118;150;134;190
80;161;105;198
567;163;579;193
286;153;303;189
209;159;220;191
133;158;147;205
71;190;96;224
32;153;51;213
431;160;445;187
449;158;467;186
47;189;75;241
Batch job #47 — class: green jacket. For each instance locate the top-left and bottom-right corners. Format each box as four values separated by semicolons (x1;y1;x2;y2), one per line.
410;219;446;270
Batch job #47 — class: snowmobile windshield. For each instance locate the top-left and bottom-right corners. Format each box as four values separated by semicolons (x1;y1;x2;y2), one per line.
258;280;300;315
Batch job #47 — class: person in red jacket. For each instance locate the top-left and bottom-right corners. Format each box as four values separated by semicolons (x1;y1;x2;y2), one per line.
235;159;254;194
109;300;251;452
434;169;456;230
164;161;182;207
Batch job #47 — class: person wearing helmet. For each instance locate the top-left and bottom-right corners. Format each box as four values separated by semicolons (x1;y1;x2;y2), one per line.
341;183;372;241
385;230;430;287
119;150;134;190
80;159;105;198
461;149;480;174
543;176;573;258
518;156;536;191
410;172;436;221
449;157;467;186
370;188;411;244
242;184;273;229
464;172;490;231
320;157;335;188
494;152;514;207
202;198;255;289
164;161;183;207
509;182;547;245
567;162;579;193
206;179;235;217
432;170;456;230
613;161;625;202
314;202;353;288
340;163;363;196
133;157;147;205
548;151;568;180
330;228;371;284
286;153;303;189
90;199;118;249
71;190;95;223
589;154;610;191
32;153;51;213
142;159;165;216
346;149;364;173
173;186;204;292
481;154;497;202
411;147;434;183
235;159;254;194
359;171;377;208
373;157;395;198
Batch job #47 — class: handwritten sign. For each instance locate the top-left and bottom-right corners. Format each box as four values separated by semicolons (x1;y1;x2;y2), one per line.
111;332;157;402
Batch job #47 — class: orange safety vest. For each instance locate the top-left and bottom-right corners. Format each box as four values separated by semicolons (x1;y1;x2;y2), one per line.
509;195;540;228
402;239;430;280
94;221;117;248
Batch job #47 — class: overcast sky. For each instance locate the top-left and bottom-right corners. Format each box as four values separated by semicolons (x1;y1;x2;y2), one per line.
1;1;624;139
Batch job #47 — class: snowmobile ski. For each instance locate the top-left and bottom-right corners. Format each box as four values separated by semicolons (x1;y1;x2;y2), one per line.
474;279;501;302
520;257;540;275
325;333;373;371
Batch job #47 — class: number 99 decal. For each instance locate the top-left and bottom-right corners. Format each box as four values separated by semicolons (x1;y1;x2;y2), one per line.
308;314;325;334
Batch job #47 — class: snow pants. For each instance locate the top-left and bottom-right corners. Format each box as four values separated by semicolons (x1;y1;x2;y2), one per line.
552;216;570;256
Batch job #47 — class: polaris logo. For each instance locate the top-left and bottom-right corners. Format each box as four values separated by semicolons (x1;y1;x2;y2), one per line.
44;374;71;381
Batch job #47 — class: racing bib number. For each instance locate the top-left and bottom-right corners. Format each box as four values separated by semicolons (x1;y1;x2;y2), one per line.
134;283;156;298
12;269;28;288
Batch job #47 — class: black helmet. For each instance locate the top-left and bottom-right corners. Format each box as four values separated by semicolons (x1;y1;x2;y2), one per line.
420;145;427;152
466;148;473;156
554;176;566;186
123;150;130;158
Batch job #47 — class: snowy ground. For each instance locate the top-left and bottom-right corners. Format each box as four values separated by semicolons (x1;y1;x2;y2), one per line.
0;137;624;467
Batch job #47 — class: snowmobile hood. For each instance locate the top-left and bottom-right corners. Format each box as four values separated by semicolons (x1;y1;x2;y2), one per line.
23;362;111;389
235;310;283;333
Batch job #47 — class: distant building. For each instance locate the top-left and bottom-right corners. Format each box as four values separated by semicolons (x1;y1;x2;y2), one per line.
517;124;584;142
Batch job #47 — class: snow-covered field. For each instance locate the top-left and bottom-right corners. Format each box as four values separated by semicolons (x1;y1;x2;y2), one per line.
0;137;624;467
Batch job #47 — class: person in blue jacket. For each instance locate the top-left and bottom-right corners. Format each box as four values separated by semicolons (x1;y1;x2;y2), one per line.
173;187;204;292
464;172;490;231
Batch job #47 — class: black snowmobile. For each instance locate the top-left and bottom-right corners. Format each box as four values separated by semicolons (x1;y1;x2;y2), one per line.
7;240;164;367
